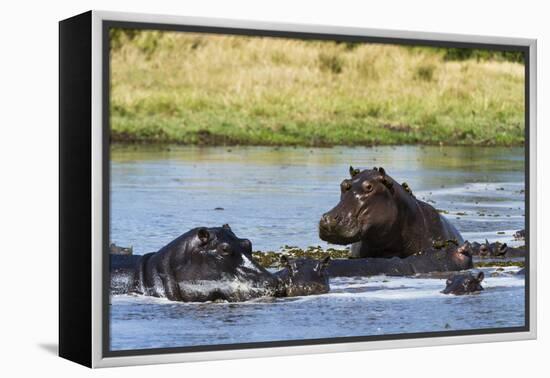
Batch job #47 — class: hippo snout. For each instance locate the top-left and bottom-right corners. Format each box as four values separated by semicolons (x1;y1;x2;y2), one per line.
320;213;336;229
319;212;361;245
319;213;339;241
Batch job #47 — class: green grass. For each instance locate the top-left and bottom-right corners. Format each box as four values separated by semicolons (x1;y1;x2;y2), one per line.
110;30;525;146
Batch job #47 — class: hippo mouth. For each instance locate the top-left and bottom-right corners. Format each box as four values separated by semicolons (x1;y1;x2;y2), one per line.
319;215;362;245
450;243;474;268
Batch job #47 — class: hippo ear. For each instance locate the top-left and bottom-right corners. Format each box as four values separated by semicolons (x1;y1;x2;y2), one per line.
476;271;484;282
320;256;331;270
197;228;211;245
380;176;394;193
222;223;231;230
377;167;393;192
280;255;293;272
349;166;360;178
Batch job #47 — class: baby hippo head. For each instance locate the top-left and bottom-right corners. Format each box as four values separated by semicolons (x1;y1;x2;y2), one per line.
441;272;484;295
174;224;279;301
277;256;331;297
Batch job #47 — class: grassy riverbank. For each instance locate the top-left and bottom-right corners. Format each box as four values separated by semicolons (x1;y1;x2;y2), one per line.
110;30;525;146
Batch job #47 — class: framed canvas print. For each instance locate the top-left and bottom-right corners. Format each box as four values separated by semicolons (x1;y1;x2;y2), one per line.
59;10;537;368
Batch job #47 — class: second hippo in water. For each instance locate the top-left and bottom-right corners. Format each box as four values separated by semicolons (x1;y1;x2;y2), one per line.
111;225;333;301
275;256;331;296
319;166;463;258
327;242;473;277
441;272;484;295
112;225;281;302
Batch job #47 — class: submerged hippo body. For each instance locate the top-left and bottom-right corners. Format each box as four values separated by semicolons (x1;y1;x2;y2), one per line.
275;256;331;296
319;167;463;258
327;242;473;277
111;225;280;302
441;272;484;295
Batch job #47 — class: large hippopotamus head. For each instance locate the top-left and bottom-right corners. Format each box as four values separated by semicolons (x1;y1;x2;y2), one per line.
441;272;484;295
138;224;280;302
275;256;331;297
319;166;399;245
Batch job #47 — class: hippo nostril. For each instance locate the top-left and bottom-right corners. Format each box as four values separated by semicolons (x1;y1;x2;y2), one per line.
321;214;332;225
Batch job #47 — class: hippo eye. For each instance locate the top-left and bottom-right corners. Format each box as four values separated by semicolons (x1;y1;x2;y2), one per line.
340;180;352;192
217;243;233;256
362;182;373;193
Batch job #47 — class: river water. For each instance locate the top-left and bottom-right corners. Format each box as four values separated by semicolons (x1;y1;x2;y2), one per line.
109;145;526;351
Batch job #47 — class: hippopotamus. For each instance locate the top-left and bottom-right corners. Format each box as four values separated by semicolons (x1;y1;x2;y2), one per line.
470;240;526;258
441;272;484;295
319;166;463;258
111;225;280;302
514;229;526;240
110;225;334;301
327;241;473;277
275;256;331;296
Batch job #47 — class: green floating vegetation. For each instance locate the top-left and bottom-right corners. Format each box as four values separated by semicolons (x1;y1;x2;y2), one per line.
252;246;350;268
110;30;525;147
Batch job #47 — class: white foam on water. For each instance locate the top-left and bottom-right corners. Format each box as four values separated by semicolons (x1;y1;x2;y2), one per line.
238;254;265;274
178;278;272;298
111;294;176;305
111;268;525;306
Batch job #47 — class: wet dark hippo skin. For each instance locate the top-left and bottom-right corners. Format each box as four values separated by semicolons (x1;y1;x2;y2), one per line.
470;240;526;258
319;167;463;259
327;242;473;277
274;256;331;296
110;226;334;301
441;272;484;295
111;225;280;302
